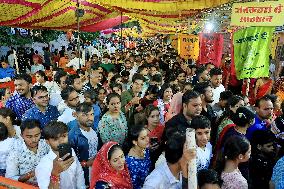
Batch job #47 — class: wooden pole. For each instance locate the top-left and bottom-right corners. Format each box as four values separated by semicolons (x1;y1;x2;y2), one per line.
120;11;123;54
186;128;197;189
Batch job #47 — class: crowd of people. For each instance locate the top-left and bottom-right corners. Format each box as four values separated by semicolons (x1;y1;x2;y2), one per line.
0;35;283;189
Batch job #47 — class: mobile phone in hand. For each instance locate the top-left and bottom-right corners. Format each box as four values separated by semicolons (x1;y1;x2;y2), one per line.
150;137;159;146
58;143;72;160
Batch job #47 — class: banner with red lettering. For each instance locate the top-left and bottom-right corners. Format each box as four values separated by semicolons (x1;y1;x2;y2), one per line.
231;1;284;27
198;33;224;67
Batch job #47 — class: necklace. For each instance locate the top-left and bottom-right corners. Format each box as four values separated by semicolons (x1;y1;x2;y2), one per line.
146;127;152;133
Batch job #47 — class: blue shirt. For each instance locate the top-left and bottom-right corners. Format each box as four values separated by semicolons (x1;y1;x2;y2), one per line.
0;67;15;79
246;115;269;141
272;156;284;189
93;103;101;130
22;105;60;129
6;93;34;120
126;149;151;189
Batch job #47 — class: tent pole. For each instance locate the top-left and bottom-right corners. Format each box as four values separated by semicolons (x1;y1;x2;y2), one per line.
120;11;123;55
77;0;81;69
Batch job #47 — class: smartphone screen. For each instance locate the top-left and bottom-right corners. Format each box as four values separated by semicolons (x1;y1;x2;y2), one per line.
58;143;72;160
150;137;159;146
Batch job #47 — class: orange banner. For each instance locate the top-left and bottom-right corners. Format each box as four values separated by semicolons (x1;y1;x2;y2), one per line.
178;34;199;60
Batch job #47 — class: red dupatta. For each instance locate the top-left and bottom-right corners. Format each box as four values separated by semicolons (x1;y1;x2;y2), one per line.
90;141;132;189
256;79;273;99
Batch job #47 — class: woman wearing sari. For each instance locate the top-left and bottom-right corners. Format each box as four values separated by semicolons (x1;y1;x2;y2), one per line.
90;141;132;189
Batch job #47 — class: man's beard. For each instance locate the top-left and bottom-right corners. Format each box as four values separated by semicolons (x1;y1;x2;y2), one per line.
85;121;93;128
205;97;214;103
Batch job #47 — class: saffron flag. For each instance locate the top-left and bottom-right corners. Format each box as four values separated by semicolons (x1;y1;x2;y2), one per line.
178;34;199;60
233;26;274;79
199;33;224;67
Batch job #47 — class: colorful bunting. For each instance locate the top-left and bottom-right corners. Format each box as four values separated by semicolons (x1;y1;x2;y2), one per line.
0;0;230;34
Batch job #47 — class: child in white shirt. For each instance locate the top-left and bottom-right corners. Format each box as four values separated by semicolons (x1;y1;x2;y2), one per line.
191;115;213;172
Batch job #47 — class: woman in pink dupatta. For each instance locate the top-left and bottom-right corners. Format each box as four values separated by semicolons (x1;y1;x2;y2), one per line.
165;92;183;122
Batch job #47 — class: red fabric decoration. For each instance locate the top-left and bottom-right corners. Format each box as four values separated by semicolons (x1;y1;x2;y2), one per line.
198;33;224;67
81;16;129;32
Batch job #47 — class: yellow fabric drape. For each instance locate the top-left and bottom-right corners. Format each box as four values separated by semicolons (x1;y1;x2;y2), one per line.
94;0;229;12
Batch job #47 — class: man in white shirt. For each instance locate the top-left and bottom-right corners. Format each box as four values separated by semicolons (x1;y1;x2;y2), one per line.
86;44;95;58
49;70;67;107
108;44;116;54
5;120;50;185
35;121;85;189
210;67;225;105
66;52;84;71
57;86;80;124
143;132;195;189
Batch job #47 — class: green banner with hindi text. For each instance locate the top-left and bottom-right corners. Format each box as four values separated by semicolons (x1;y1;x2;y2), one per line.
233;26;274;79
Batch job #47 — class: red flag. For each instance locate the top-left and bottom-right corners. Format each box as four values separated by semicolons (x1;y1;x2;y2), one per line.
198;33;223;67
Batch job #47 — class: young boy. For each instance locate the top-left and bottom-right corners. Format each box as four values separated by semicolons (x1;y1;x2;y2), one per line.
191;115;212;172
35;121;85;189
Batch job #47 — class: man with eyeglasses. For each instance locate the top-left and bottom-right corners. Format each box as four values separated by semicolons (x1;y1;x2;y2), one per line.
22;85;60;129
